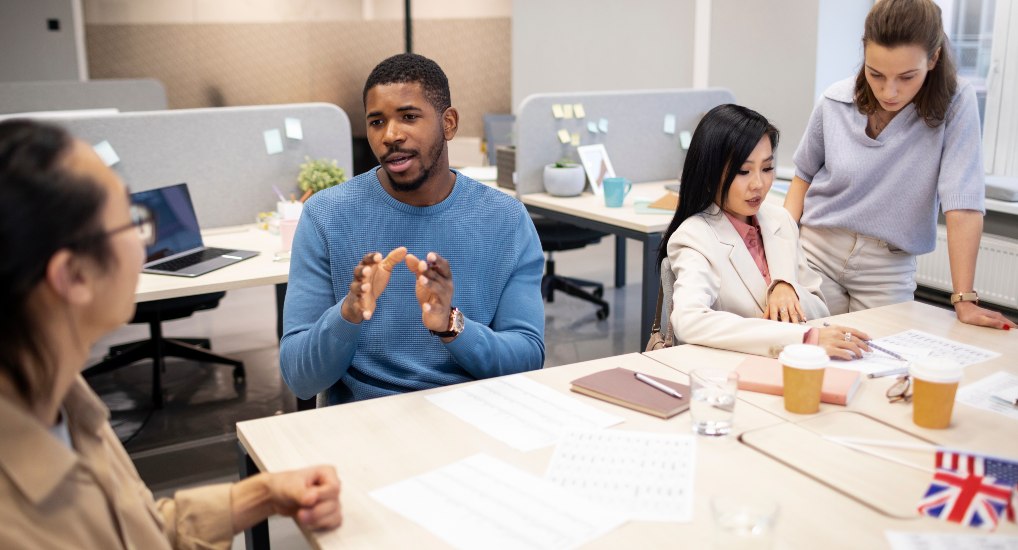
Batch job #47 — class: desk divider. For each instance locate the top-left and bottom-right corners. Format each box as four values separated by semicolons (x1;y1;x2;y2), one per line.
0;78;167;114
52;103;352;228
515;88;736;195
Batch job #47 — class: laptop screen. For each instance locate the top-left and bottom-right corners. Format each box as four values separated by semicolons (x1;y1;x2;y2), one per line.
130;183;203;263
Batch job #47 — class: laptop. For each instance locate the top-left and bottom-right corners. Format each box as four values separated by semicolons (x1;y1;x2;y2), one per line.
132;183;259;277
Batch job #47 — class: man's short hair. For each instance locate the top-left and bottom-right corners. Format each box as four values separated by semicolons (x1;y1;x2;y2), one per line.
363;53;451;114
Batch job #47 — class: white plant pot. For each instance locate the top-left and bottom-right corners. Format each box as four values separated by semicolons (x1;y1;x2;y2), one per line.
543;164;586;197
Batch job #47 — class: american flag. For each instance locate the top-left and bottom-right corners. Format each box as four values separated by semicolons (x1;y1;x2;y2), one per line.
917;449;1018;530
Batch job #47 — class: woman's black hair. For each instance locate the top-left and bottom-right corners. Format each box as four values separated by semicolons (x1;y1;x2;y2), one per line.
0;119;113;405
657;104;779;264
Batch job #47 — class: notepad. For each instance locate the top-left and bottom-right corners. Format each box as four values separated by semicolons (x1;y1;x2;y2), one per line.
571;368;691;418
736;356;861;406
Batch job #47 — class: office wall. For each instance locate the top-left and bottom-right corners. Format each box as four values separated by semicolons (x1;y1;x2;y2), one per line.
81;0;511;138
511;0;696;113
0;0;85;82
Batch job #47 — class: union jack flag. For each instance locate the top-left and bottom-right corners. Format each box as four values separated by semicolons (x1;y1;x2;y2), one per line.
916;449;1018;530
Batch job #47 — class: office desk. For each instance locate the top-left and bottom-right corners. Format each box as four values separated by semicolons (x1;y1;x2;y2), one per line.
235;347;1003;549
644;301;1018;450
520;181;675;341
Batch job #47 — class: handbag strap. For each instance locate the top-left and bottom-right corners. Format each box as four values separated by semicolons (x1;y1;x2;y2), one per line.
650;278;664;332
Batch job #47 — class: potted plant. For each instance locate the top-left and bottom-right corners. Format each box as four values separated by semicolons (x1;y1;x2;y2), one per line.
542;159;586;197
297;157;346;201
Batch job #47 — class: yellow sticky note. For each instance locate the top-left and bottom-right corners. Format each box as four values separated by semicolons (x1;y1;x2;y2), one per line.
570;132;581;146
552;104;564;119
557;129;571;144
573;104;586;118
563;104;574;119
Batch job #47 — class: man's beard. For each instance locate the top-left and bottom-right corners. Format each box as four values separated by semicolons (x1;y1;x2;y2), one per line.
382;134;445;193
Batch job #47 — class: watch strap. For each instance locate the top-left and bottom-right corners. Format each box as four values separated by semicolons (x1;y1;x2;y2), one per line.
950;291;979;305
430;307;463;338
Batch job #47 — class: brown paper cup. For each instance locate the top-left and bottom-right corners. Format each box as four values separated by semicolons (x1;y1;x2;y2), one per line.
782;365;825;414
912;378;960;429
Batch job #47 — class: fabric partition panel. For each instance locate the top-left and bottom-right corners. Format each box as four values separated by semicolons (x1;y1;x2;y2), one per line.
0;79;167;114
52;103;352;228
515;88;736;195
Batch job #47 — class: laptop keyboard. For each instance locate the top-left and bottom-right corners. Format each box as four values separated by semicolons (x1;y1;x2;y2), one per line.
151;247;233;272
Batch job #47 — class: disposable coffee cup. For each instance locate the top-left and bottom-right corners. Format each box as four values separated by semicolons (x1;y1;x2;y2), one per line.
779;344;828;414
279;218;299;252
910;358;964;429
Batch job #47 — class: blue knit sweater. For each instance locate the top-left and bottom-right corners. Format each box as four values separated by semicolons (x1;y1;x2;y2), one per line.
280;168;545;404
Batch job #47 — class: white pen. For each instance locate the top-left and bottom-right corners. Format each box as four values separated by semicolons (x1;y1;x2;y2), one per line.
867;366;910;379
634;372;683;399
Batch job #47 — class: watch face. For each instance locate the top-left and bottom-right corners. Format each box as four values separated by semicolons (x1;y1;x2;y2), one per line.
451;308;465;333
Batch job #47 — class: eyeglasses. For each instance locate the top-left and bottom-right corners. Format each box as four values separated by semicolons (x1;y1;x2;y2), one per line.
106;204;156;246
886;375;913;403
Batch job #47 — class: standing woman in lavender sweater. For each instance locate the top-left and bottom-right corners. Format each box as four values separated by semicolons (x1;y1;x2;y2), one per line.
784;0;1015;330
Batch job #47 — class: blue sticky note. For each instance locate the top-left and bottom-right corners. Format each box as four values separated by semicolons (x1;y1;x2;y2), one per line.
263;129;284;155
587;121;599;134
285;117;303;140
92;140;120;167
663;114;676;135
598;118;609;133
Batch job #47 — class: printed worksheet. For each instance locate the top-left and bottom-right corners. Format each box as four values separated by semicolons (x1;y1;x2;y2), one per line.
426;376;624;451
956;371;1018;422
886;530;1018;550
839;329;999;375
371;454;626;550
546;430;696;522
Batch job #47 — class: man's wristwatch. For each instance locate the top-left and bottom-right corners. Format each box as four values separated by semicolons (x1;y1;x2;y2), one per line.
430;307;465;338
950;291;979;305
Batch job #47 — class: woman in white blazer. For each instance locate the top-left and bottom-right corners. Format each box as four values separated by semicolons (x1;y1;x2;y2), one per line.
659;104;870;359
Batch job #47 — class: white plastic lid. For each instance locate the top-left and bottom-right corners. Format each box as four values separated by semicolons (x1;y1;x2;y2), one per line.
909;357;964;383
778;344;829;370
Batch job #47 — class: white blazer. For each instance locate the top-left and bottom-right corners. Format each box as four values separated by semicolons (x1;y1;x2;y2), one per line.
667;202;830;357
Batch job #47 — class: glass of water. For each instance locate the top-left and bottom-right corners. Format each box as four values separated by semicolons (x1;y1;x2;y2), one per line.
689;368;738;436
711;495;779;549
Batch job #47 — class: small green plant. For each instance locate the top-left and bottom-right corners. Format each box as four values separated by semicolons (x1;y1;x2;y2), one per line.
298;157;346;195
553;159;578;168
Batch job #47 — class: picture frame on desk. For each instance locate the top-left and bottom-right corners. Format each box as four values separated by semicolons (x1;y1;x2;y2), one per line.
577;144;615;197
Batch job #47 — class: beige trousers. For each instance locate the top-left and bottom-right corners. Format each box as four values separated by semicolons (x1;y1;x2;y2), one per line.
800;225;917;315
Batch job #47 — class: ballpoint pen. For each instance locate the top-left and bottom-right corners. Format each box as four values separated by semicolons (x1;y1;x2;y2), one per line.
634;372;683;399
822;322;907;361
867;366;910;378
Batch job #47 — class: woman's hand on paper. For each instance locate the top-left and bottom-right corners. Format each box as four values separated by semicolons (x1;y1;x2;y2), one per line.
819;326;871;360
341;247;407;323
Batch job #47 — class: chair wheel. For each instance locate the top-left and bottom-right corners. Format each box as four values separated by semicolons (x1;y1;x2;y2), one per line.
233;374;246;387
596;307;609;320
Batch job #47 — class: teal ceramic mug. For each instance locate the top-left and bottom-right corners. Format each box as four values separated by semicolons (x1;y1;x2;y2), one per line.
603;177;632;207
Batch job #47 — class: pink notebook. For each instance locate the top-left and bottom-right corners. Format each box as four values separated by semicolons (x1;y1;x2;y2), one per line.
736;356;861;406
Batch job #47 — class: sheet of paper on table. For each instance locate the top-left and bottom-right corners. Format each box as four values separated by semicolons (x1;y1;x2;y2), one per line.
372;454;626;550
886;530;1018;550
546;429;696;522
426;376;624;451
956;371;1018;421
836;329;999;375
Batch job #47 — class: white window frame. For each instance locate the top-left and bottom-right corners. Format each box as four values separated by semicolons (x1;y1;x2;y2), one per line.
982;0;1016;176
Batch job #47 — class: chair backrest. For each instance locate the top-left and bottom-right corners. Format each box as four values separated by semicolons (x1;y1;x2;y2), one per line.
659;256;676;345
483;113;515;165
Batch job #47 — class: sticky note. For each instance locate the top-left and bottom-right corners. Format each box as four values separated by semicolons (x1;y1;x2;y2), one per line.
663;114;676;135
92;140;120;167
264;129;284;155
557;129;571;144
587;121;599;134
598;118;609;133
562;104;574;119
573;104;586;118
570;132;581;146
284;117;303;140
552;104;564;119
679;130;693;150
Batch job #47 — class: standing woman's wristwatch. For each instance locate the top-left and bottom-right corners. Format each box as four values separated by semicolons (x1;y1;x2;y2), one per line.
950;291;979;305
430;307;465;338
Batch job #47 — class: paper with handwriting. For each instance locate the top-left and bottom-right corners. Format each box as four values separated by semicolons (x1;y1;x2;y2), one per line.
546;430;696;522
426;376;623;451
838;329;998;375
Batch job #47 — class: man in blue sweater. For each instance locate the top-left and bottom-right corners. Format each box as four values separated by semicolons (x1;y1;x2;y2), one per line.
280;53;545;405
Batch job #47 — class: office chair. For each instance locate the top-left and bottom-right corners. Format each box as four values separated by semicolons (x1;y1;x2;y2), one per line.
532;216;611;320
84;292;245;409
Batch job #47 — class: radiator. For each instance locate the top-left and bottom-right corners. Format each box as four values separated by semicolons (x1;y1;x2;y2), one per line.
916;226;1018;309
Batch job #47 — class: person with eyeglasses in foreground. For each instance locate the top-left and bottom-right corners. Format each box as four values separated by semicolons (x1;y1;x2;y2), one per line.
0;119;342;549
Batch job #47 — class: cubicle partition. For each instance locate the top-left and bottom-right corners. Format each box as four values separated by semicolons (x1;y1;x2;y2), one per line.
51;103;352;228
515;88;735;195
0;78;168;115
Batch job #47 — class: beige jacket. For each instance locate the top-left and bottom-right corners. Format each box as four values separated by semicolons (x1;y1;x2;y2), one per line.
0;376;234;550
667;202;830;356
